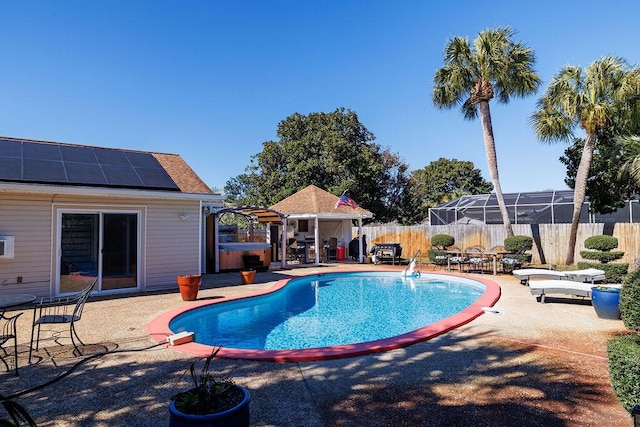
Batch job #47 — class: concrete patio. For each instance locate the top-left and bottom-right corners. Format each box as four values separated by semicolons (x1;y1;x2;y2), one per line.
0;264;633;426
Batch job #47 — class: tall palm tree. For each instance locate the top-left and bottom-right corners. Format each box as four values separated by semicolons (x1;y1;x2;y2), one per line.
432;26;540;237
531;56;640;264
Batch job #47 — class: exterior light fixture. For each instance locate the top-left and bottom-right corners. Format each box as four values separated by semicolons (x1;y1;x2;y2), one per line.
180;213;189;221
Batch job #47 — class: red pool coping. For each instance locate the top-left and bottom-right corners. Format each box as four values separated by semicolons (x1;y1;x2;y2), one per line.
147;270;501;362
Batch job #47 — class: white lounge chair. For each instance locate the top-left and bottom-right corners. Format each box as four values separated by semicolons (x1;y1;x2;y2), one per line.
512;268;566;285
563;268;606;283
529;280;594;303
513;268;606;285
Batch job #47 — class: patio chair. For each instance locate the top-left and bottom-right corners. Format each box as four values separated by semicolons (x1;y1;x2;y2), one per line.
0;312;22;375
29;279;96;363
465;246;489;273
499;248;528;273
325;237;338;262
447;247;468;272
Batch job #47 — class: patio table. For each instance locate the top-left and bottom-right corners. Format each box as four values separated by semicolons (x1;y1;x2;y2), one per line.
0;293;36;314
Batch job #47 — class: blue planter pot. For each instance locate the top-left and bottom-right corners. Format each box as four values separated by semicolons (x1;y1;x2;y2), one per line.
591;286;621;320
169;385;250;427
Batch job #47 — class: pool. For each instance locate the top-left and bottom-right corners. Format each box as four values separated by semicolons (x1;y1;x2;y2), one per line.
147;271;500;361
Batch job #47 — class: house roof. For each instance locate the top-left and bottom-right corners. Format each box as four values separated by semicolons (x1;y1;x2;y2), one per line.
0;136;213;195
270;185;373;217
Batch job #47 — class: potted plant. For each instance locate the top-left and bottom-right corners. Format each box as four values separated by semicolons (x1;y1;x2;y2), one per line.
170;347;250;427
177;274;201;301
239;268;255;285
592;285;622;320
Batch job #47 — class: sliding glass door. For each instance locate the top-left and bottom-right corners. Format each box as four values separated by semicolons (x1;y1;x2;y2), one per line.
59;211;139;294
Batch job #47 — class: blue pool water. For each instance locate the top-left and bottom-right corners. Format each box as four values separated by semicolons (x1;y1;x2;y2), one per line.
169;272;485;351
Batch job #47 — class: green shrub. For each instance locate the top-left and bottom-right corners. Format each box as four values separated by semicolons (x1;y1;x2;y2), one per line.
430;234;454;249
503;235;533;252
577;262;629;283
607;334;640;412
585;235;619;251
621;270;640;332
579;250;624;263
427;248;447;265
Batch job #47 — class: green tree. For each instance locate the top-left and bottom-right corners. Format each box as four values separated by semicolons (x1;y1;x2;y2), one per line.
432;26;540;237
560;134;639;214
224;108;415;223
531;56;640;264
410;158;492;221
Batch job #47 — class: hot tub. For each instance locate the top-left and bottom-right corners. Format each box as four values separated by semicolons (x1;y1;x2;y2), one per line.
218;242;271;271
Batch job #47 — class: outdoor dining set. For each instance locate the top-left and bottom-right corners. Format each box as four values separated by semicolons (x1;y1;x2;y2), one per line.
0;279;96;376
443;246;523;275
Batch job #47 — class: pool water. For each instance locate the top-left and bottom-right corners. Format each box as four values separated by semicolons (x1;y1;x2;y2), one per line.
169;272;485;351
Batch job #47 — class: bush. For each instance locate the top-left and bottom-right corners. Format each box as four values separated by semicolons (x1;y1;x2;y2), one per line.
621;270;640;332
577;262;629;283
427;248;447;265
607;334;640;412
579;250;624;263
503;235;533;252
430;234;454;249
585;235;619;251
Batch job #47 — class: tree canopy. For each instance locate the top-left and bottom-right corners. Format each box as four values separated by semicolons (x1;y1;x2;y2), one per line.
432;26;540;237
410;158;492;221
224;108;415;224
531;56;640;264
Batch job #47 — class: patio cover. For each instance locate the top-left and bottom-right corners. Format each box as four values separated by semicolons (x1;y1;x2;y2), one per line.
270;185;373;265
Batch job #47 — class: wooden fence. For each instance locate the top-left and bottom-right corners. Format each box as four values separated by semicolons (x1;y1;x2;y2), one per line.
361;223;640;267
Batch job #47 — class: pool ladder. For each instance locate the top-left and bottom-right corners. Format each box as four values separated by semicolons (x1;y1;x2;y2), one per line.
403;250;422;277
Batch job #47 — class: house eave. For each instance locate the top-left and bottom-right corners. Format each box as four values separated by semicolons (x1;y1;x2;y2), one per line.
0;181;225;203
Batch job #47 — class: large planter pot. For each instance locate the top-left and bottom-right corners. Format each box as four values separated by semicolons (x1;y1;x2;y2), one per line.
591;286;621;319
177;274;201;301
169;385;250;427
240;270;256;285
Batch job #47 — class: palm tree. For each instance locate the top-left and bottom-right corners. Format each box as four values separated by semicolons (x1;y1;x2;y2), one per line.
531;56;640;264
432;26;540;237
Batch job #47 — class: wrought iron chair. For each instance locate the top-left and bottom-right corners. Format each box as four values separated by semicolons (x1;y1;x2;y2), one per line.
466;246;490;273
29;279;96;363
0;312;22;375
325;237;338;262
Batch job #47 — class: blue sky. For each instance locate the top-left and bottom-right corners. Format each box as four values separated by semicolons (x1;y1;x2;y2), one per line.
1;1;638;194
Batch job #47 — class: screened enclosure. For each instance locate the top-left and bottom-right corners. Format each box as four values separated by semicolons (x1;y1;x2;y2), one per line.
429;190;640;225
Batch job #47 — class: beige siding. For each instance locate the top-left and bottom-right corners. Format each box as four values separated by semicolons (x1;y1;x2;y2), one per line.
0;194;54;295
145;201;201;291
1;192;202;296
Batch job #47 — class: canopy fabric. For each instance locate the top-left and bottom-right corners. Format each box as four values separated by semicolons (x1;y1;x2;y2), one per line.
214;206;284;223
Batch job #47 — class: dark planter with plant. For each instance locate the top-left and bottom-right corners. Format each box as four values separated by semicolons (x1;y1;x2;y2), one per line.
578;235;628;283
170;348;250;427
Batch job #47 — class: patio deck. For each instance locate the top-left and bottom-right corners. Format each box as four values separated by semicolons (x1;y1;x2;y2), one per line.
0;264;632;426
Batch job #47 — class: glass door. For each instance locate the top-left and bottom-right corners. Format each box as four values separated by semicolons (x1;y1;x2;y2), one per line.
102;213;138;291
59;211;139;294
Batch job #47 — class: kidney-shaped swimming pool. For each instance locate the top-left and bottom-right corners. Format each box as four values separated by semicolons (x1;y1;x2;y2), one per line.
147;271;500;361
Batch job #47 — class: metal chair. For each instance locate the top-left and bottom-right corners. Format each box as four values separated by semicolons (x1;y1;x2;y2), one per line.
29;279;96;363
466;246;490;273
0;312;22;375
325;237;338;262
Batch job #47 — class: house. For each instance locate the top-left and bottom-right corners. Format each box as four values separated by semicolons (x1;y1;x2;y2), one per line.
0;136;223;297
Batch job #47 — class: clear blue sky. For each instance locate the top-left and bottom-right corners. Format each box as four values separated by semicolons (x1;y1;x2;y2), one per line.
1;1;638;194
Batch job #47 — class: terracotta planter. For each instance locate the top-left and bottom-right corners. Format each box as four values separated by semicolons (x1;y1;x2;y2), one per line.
240;270;256;285
177;274;201;301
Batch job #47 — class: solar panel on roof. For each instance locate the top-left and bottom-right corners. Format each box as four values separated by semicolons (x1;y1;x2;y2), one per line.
0;139;179;191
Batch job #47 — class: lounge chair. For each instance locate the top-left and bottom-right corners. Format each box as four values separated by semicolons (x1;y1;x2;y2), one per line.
564;268;606;283
529;280;594;303
512;268;566;285
530;280;621;303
